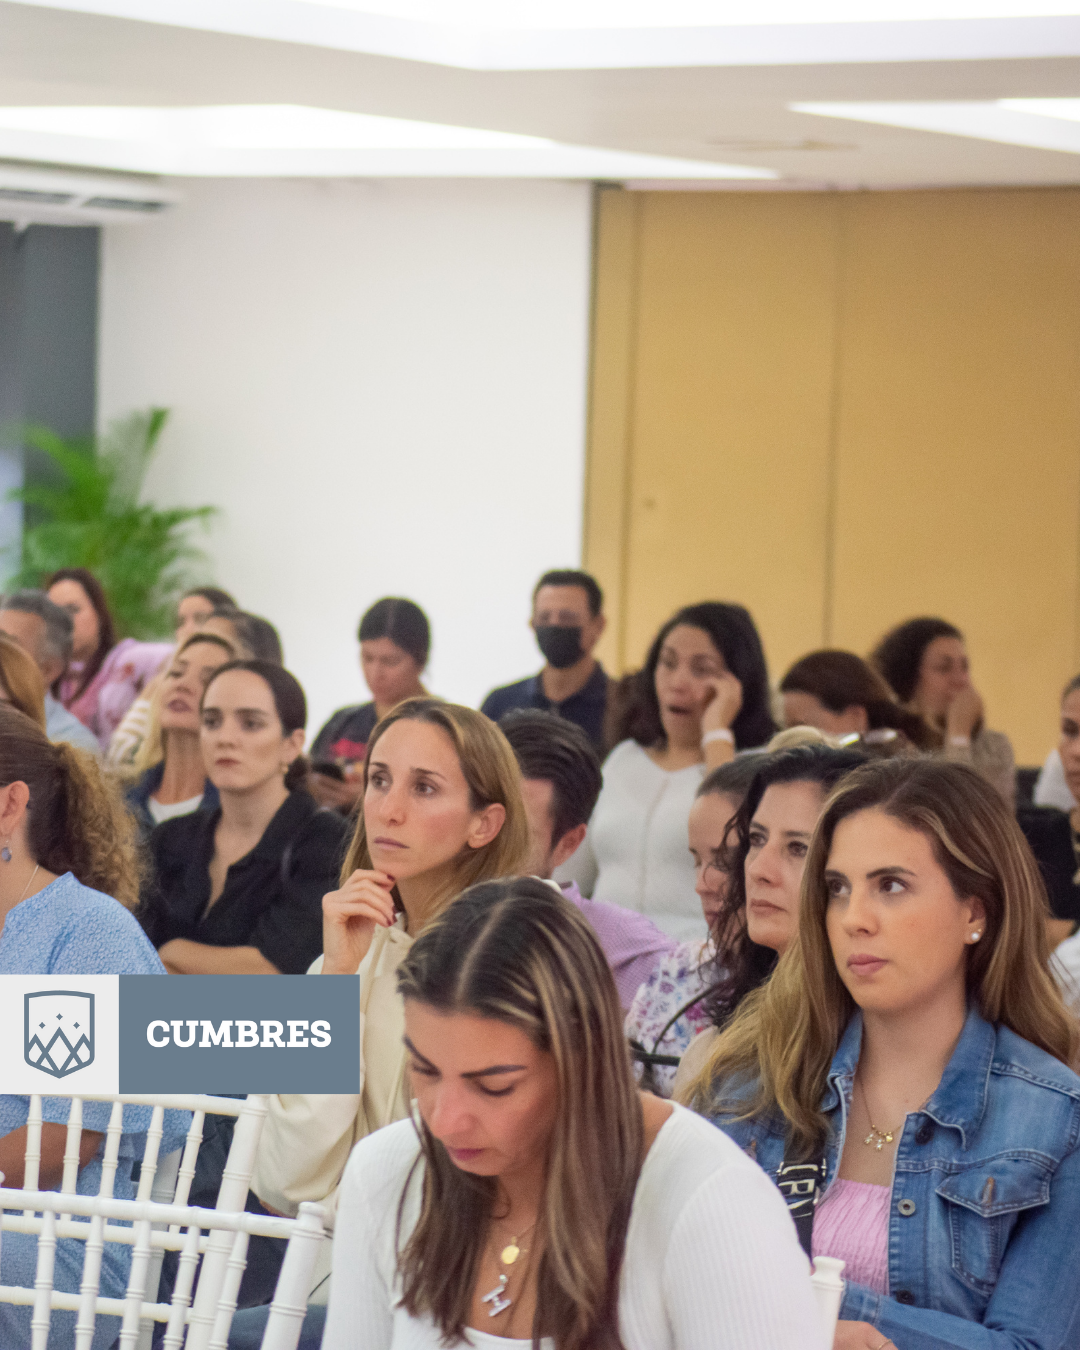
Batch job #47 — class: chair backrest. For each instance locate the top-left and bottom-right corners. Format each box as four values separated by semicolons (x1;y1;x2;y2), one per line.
0;1184;325;1350
0;1093;290;1350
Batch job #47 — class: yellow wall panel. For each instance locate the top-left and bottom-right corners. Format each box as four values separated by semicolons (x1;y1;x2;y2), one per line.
829;190;1080;763
585;186;1080;763
618;191;842;675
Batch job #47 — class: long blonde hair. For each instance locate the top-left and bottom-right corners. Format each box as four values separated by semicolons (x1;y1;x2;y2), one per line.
126;632;238;779
680;758;1079;1155
341;697;529;926
396;878;642;1350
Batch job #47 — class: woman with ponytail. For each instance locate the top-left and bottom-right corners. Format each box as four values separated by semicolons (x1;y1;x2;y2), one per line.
0;704;187;1350
139;660;349;974
779;649;935;749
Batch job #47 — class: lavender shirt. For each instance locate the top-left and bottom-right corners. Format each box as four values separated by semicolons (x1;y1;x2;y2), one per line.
561;881;675;1012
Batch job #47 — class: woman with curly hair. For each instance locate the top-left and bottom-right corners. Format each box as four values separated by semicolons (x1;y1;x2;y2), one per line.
0;703;179;1350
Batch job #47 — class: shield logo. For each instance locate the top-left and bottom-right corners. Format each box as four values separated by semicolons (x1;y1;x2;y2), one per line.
24;990;95;1078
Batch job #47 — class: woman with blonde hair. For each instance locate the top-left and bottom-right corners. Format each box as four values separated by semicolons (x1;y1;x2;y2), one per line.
321;878;821;1350
244;697;530;1334
124;631;237;836
682;758;1080;1350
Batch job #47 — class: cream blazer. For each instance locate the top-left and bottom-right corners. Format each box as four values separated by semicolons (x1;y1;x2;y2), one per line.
250;919;415;1226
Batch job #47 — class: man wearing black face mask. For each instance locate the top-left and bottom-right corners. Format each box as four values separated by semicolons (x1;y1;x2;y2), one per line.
481;569;610;750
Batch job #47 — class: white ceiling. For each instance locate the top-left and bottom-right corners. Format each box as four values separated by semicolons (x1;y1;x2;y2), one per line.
7;1;1080;185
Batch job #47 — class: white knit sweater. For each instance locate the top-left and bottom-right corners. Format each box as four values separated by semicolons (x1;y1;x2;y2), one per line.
557;739;707;943
321;1104;826;1350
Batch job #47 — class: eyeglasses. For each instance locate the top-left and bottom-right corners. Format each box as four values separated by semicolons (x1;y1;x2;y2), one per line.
836;729;901;748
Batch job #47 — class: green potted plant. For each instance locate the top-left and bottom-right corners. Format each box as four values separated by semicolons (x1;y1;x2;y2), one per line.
5;408;218;637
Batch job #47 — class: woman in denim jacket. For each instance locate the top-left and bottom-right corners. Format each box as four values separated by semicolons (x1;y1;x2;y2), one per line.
681;758;1080;1350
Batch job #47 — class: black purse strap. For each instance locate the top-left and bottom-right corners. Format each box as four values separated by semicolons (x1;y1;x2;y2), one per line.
775;1148;827;1259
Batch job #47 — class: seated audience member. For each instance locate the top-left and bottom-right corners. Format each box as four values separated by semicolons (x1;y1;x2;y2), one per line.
560;602;775;942
206;607;284;664
482;569;611;751
683;759;1080;1349
175;585;237;641
321;879;823;1350
235;700;528;1343
673;744;867;1095
125;633;236;837
871;616;1016;805
253;703;527;1187
780;649;934;748
498;708;675;1011
309;596;429;814
1042;675;1080;997
0;704;185;1349
626;755;764;1097
138;660;348;974
0;589;101;753
47;568;172;749
106;584;238;768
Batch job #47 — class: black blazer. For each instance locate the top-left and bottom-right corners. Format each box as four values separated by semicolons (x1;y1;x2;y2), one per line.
139;790;349;974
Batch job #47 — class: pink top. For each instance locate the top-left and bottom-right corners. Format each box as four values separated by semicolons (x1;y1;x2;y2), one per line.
60;638;173;750
812;1179;890;1294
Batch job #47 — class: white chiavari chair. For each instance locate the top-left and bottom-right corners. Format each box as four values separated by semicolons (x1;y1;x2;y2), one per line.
0;1093;324;1349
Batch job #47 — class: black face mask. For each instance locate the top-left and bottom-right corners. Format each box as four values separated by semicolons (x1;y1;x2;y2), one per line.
535;624;584;670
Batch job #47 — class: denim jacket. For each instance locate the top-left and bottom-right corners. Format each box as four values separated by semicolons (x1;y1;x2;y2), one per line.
709;1007;1080;1349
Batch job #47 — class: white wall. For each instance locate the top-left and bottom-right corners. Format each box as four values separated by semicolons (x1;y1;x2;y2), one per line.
98;176;592;739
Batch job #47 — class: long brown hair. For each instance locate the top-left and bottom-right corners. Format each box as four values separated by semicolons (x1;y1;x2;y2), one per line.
0;634;46;729
46;568;118;700
341;697;529;925
681;758;1079;1155
0;704;142;907
396;878;643;1350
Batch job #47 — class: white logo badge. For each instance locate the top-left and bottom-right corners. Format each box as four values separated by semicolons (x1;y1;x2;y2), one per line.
25;990;95;1078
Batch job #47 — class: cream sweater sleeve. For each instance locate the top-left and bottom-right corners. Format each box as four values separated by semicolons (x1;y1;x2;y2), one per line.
250;1091;364;1218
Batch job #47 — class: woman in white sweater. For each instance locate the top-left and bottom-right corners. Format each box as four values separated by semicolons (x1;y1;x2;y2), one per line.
322;877;823;1350
560;603;775;942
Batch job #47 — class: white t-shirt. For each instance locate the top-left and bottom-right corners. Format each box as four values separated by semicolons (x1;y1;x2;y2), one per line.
147;793;204;825
321;1103;825;1350
1035;748;1076;812
556;740;706;943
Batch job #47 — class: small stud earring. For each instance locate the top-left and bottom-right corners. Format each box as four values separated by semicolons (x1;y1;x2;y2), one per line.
970;931;982;943
0;844;11;863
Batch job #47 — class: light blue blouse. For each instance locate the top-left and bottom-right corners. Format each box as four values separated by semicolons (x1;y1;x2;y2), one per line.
0;870;183;1167
0;869;163;978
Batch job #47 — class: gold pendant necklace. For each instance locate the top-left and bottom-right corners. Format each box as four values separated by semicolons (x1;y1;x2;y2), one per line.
480;1221;535;1319
857;1076;899;1151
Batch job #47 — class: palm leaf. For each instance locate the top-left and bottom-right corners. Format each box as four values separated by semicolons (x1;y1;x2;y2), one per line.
4;408;220;638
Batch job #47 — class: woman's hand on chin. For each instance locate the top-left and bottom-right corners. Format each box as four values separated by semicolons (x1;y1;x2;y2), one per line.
833;1321;894;1349
321;869;397;974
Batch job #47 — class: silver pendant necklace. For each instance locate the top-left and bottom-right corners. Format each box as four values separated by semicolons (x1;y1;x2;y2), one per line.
480;1222;535;1319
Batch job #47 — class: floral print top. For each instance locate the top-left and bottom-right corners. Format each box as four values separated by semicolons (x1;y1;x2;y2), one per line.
625;939;716;1098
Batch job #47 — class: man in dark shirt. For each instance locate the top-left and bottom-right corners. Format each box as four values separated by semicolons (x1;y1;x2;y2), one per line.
481;568;610;750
